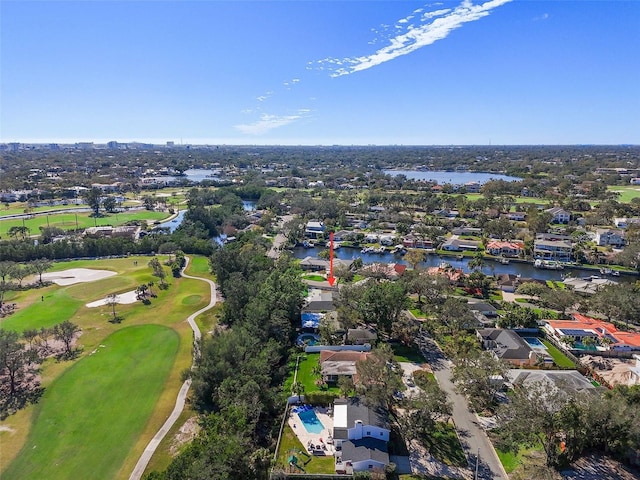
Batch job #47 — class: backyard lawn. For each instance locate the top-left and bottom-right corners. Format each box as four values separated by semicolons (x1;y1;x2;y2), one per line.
284;353;339;395
541;339;576;368
2;325;180;480
276;425;335;474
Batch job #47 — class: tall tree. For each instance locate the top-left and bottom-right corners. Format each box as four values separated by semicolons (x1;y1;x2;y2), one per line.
53;321;80;357
148;257;167;287
30;258;53;285
82;187;102;216
355;344;404;411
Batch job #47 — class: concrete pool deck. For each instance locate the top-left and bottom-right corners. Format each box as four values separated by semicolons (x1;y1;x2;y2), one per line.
288;406;336;457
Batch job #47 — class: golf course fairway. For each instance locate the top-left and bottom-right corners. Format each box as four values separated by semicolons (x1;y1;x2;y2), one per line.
2;324;180;480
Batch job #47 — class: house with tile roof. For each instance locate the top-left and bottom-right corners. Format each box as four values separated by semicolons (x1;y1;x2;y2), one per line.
544;314;640;352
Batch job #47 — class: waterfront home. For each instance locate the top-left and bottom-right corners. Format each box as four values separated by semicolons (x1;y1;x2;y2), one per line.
497;273;521;292
594;228;626;247
533;239;573;262
333;398;390;474
546;206;571;224
441;238;481;251
477;328;538;367
305;221;326;239
486;240;524;257
360;263;406;279
401;234;434;249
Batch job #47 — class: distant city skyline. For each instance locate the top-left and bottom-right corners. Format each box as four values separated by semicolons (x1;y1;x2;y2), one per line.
2;1;639;145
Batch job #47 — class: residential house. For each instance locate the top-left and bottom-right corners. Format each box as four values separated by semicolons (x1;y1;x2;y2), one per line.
402;234;434;249
546;207;571;224
594;228;626;247
464;181;481;193
320;351;370;384
441;238;481;251
497;273;521;293
427;265;465;286
468;302;498;318
333;398;390;474
544;314;640;352
614;217;640;229
486;240;524;257
360;263;406;279
303;288;335;313
477;328;538;367
299;256;353;273
507;369;598;394
346;328;377;345
452;227;483;236
506;212;527;221
533;239;573;262
305;221;326;239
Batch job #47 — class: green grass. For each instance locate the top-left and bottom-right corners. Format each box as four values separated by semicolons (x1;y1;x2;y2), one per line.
0;210;169;237
284;354;339;395
421;422;467;467
0;256;212;472
2;324;180;480
185;255;213;277
276;424;335;474
409;307;427;319
608;185;640;203
302;274;326;282
392;343;425;363
541;339;576;368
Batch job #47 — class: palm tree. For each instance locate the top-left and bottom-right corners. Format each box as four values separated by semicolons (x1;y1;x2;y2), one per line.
291;381;305;402
468;252;485;271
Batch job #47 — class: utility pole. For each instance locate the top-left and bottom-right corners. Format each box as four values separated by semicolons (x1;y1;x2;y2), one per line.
475;448;480;480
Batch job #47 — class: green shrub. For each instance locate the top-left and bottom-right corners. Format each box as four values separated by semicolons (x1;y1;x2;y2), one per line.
305;391;338;406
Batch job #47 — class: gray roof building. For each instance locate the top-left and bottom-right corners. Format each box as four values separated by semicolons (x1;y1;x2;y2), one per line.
341;438;389;464
477;328;536;366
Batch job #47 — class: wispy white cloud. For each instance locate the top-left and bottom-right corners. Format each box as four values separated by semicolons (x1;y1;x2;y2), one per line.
234;109;311;135
319;0;512;78
533;13;550;21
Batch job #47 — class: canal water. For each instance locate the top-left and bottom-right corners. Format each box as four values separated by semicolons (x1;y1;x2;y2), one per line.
291;245;624;282
383;170;521;184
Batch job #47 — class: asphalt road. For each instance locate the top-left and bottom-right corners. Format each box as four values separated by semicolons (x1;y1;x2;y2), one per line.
417;335;508;480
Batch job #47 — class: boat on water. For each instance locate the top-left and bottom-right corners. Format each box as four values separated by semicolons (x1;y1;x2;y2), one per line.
302;240;315;248
599;267;613;275
455;254;464;260
391;245;406;255
361;246;373;253
534;259;565;270
374;246;386;254
500;257;510;265
611;270;621;277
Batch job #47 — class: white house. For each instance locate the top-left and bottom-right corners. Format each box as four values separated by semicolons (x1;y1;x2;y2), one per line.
546;207;571;224
333;398;390;474
305;221;325;239
594;228;625;247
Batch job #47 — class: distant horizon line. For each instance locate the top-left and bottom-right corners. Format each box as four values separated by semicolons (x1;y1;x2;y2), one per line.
3;140;639;148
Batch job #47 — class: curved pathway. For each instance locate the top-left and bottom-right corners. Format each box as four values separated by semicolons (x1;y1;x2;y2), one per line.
129;257;216;480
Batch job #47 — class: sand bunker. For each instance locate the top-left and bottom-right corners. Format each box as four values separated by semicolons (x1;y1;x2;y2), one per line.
86;290;139;308
41;268;117;286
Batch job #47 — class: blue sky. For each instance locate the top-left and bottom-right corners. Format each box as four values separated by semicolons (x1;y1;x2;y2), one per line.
1;1;639;145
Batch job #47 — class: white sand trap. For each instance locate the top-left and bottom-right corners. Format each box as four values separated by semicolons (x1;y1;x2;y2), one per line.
42;268;117;286
86;290;139;308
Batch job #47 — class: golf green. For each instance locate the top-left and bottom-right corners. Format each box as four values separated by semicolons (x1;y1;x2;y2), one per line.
2;324;180;480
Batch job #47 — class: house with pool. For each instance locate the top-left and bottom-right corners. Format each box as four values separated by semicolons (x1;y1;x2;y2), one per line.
333;398;390;474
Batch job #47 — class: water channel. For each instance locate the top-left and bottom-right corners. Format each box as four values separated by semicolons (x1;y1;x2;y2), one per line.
290;245;634;283
383;169;521;184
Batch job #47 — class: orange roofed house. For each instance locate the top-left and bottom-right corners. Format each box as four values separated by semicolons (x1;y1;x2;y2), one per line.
544;314;640;352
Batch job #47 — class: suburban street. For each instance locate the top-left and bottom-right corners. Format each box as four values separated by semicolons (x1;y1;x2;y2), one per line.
417;335;507;480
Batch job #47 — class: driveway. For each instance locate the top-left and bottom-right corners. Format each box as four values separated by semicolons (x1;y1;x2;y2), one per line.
417;335;508;480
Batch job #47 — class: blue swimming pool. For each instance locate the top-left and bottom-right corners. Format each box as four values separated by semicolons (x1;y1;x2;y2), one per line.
298;408;324;434
523;337;547;349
